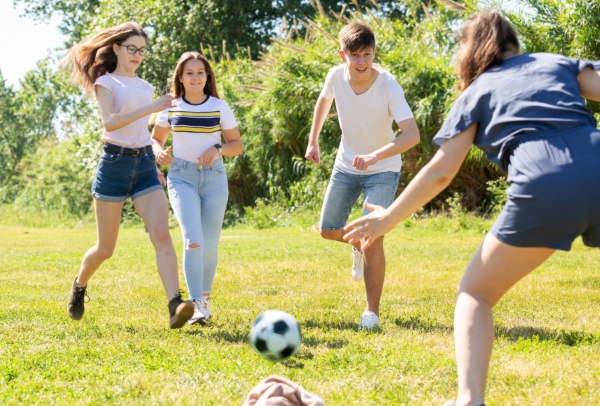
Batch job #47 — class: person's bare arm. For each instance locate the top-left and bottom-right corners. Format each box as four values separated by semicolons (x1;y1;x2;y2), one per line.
305;96;334;165
578;66;600;101
95;86;173;132
352;118;420;171
344;123;476;248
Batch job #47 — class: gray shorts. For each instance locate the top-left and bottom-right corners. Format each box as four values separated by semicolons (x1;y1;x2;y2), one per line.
319;166;400;231
491;126;600;250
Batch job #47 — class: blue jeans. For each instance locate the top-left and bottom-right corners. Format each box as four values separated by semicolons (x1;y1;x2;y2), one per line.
167;157;229;299
320;166;400;231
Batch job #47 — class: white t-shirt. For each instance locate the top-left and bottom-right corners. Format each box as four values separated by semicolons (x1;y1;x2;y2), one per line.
320;64;414;174
94;72;154;148
155;96;238;163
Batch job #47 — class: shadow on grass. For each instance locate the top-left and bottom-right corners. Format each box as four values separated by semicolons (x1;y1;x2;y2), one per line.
185;327;249;344
302;336;348;349
393;316;600;347
302;319;357;332
496;325;600;346
394;316;452;334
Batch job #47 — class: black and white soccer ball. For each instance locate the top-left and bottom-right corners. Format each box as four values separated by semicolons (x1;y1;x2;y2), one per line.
250;310;301;361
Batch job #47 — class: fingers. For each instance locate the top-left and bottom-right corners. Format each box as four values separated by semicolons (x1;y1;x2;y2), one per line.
363;202;384;212
165;146;172;154
304;152;320;165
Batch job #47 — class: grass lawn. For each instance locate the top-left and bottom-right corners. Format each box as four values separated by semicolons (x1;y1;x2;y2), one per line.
1;221;599;405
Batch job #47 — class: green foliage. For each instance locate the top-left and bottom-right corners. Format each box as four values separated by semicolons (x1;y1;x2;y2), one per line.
486;177;509;215
14;121;101;217
0;59;92;203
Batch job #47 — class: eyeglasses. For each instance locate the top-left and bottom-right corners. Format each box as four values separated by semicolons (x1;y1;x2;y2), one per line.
119;44;147;56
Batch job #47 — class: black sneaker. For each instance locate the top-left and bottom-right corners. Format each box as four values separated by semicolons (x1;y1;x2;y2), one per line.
168;293;194;329
67;277;88;320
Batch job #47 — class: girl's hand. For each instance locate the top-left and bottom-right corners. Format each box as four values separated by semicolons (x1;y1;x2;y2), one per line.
156;167;167;187
343;202;393;250
150;94;174;113
198;145;220;167
157;145;172;165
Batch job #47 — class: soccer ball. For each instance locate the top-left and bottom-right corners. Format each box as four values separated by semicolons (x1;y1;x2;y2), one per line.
250;310;301;361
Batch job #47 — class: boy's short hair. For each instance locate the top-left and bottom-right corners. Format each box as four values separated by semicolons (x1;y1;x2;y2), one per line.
339;22;375;53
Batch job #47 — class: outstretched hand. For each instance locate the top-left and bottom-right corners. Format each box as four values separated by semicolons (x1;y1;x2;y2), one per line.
343;202;394;250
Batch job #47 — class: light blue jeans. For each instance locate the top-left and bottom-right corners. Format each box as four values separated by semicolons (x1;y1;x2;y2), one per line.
319;166;400;231
167;157;229;299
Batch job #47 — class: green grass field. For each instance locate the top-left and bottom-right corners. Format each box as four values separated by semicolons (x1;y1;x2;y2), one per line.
1;221;599;405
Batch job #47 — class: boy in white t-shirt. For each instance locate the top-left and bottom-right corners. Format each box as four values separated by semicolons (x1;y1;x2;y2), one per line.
305;22;420;330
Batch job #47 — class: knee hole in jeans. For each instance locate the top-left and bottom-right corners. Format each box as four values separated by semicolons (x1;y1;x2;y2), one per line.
186;242;201;250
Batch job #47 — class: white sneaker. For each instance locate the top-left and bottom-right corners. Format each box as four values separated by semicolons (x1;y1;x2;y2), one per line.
200;297;211;321
351;247;364;281
358;310;380;330
188;297;211;325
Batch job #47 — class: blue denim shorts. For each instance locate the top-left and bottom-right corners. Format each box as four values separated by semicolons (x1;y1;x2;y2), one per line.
91;147;163;202
320;166;400;231
491;126;600;250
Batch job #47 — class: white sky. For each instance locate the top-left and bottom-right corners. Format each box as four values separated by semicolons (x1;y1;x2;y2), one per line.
0;1;65;89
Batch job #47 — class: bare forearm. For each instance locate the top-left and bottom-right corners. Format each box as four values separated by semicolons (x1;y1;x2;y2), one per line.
103;105;153;132
308;97;333;144
222;140;243;157
387;162;453;224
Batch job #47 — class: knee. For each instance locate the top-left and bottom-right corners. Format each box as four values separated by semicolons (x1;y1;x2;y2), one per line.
95;246;114;261
149;225;173;247
320;229;339;240
456;285;499;308
185;240;202;251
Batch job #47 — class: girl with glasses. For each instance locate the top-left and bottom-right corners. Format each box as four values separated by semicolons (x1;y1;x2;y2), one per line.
63;21;194;328
344;10;600;406
151;52;242;325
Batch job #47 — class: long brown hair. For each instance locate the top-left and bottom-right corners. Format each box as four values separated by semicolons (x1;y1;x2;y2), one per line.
171;52;220;99
62;22;148;93
455;10;520;93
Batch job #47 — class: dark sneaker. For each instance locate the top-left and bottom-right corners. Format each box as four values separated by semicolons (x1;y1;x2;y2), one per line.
168;293;194;329
67;277;88;320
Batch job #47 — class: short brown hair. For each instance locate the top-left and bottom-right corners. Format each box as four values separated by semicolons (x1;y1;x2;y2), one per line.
455;10;520;93
170;51;220;99
339;22;375;53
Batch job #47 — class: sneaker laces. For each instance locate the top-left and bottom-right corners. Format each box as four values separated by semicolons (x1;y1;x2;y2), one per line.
72;285;89;307
200;297;210;316
352;248;364;267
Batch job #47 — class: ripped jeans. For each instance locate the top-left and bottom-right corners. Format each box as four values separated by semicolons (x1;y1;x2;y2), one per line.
167;156;229;299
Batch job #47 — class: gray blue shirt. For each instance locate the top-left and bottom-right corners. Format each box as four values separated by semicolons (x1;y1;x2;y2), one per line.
433;53;600;170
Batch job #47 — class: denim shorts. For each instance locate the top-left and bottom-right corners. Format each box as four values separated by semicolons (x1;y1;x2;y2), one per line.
91;148;163;202
491;126;600;250
320;166;400;231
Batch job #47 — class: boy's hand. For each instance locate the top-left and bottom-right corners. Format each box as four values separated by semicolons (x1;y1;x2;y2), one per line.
353;154;379;171
305;143;321;165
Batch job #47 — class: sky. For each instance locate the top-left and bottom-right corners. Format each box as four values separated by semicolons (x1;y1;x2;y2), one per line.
0;1;65;89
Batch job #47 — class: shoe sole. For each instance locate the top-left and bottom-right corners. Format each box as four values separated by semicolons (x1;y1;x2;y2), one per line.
352;272;364;281
67;309;84;321
188;315;211;326
170;301;195;329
